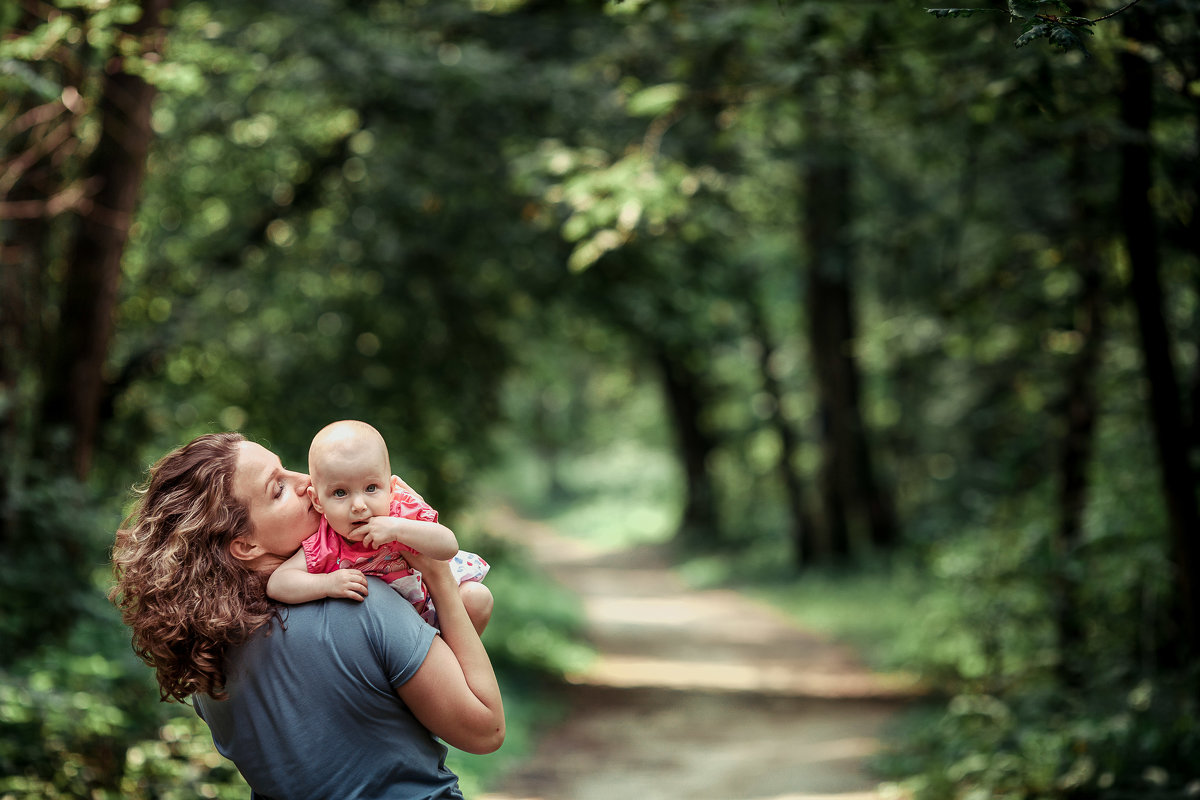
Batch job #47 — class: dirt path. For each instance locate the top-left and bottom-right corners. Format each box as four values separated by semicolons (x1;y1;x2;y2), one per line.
479;510;921;800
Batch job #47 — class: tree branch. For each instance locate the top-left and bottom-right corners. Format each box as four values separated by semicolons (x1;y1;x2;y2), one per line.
1092;0;1145;24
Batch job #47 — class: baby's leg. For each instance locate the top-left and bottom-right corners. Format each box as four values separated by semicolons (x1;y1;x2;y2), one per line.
459;581;493;636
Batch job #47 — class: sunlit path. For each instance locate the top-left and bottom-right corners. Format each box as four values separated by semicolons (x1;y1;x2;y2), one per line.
479;508;922;800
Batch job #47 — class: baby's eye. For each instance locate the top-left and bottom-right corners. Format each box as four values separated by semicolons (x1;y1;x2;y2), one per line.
366;484;379;493
333;489;347;498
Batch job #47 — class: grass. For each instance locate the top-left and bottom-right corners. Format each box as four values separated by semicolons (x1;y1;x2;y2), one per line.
673;540;929;674
747;563;929;673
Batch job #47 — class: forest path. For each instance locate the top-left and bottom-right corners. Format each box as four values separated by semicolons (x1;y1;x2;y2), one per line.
478;509;922;800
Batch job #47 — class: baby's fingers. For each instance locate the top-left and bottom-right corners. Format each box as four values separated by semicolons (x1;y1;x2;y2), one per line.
362;529;381;550
362;522;394;550
331;570;368;601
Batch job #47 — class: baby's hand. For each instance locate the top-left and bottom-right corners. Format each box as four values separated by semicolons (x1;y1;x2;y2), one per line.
325;568;368;601
360;516;410;551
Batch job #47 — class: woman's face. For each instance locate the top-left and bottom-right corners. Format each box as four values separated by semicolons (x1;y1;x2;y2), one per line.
231;441;321;562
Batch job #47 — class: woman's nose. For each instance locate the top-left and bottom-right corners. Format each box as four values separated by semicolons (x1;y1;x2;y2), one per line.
287;471;310;494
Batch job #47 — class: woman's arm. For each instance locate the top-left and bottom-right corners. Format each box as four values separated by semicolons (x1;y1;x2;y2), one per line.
266;548;369;603
396;552;504;754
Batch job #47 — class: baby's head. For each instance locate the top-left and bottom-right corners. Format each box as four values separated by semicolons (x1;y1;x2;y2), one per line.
307;420;392;538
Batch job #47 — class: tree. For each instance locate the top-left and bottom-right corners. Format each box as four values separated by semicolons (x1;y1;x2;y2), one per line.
1052;144;1108;686
741;280;818;566
1118;7;1200;662
40;0;170;478
0;0;170;655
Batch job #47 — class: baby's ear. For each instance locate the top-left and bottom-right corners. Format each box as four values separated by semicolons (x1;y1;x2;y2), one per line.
307;485;324;513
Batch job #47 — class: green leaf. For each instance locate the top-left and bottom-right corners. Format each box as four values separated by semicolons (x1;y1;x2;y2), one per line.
0;59;61;100
626;82;686;117
1007;0;1042;18
1048;25;1091;55
1014;22;1051;48
926;8;1001;18
1011;16;1093;54
1007;0;1068;18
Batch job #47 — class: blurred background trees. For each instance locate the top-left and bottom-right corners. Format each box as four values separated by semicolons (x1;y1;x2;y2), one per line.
1;0;1197;797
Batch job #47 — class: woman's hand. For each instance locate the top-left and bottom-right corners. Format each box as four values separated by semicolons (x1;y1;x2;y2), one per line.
403;548;453;585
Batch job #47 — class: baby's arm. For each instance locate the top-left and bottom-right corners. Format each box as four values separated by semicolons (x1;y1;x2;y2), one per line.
357;516;458;560
266;548;369;603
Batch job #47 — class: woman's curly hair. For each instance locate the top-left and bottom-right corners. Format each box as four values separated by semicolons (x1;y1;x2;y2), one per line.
110;432;279;702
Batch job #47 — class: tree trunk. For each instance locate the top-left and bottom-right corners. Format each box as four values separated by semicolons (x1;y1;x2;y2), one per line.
744;290;818;568
1053;148;1106;686
38;0;170;479
1;165;54;544
802;127;899;559
1;11;66;541
532;389;568;503
1119;8;1200;663
0;228;43;545
653;345;721;546
1187;91;1200;463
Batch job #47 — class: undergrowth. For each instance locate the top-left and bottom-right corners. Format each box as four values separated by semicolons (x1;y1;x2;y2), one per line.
686;533;1199;800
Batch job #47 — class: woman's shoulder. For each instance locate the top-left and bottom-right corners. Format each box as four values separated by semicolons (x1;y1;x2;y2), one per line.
323;576;426;625
255;578;425;651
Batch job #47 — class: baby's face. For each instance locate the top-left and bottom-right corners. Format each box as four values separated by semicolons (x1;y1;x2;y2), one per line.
310;450;392;538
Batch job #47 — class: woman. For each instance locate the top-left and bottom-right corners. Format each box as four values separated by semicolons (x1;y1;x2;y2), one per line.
110;432;504;799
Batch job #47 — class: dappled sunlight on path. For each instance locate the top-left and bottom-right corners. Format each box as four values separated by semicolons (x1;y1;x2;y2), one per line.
479;508;921;800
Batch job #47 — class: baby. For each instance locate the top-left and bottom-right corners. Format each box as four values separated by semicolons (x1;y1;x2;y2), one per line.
268;420;493;634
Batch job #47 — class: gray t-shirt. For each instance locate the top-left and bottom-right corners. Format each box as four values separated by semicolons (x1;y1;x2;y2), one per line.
194;578;462;800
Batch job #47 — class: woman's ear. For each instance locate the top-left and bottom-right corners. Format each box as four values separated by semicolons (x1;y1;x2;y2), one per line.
229;537;261;563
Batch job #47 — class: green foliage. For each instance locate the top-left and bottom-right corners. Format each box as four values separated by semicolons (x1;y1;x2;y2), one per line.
0;0;167;668
99;0;617;497
519;142;701;273
928;1;1100;55
1006;0;1068;19
0;0;149;97
1013;17;1094;56
737;528;1199;800
117;715;249;800
877;680;1200;800
926;8;1007;19
0;470;106;665
0;602;250;799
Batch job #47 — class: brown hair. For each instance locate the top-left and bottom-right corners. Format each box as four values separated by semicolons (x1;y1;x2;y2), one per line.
109;432;279;702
